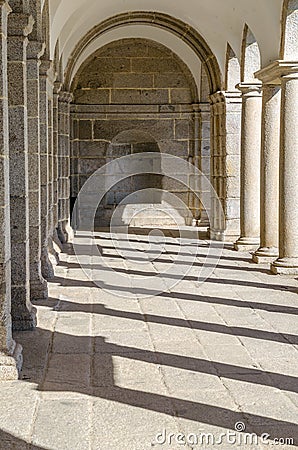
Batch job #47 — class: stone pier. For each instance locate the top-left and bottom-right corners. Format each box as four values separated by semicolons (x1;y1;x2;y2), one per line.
27;39;48;300
253;66;281;263
0;0;22;380
7;7;36;330
58;91;73;243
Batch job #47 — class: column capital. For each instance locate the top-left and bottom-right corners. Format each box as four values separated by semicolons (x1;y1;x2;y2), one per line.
236;82;262;97
209;91;226;105
58;90;73;104
0;0;11;13
209;90;242;105
255;60;298;84
27;40;45;60
8;12;34;37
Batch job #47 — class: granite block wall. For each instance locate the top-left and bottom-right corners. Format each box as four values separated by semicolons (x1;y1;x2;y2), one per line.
70;39;211;228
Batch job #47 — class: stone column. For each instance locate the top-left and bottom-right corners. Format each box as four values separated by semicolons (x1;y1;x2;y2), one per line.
234;83;262;251
253;82;281;263
272;69;298;274
52;81;63;251
39;59;54;279
7;10;36;330
58;91;73;243
0;0;23;380
27;39;48;299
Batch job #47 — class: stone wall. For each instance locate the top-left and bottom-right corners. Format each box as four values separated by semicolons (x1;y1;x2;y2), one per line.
72;38;195;106
70;39;210;228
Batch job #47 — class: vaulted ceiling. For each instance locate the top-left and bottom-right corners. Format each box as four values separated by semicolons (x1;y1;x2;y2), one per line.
49;0;284;83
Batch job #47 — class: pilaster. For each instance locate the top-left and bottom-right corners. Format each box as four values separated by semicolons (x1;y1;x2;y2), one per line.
39;58;54;279
7;9;36;330
252;63;281;263
58;90;74;243
27;39;48;299
270;62;298;274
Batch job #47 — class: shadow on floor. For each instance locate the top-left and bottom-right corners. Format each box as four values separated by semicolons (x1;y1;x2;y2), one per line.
16;324;298;444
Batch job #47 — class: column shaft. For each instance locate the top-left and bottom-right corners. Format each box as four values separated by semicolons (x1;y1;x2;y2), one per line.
234;83;262;251
39;60;54;279
52;82;63;251
272;72;298;274
0;0;22;380
46;76;59;264
27;40;48;299
253;84;281;263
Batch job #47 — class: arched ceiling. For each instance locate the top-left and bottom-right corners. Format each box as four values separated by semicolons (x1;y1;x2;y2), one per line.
67;26;202;93
50;0;283;78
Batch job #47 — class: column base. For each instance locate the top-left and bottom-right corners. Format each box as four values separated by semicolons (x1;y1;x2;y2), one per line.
209;228;239;242
209;228;225;241
234;237;260;252
12;306;37;332
41;246;55;280
30;263;48;301
199;218;210;227
30;278;48;301
53;228;63;253
48;237;59;266
271;257;298;275
58;220;74;244
252;246;279;264
0;341;23;381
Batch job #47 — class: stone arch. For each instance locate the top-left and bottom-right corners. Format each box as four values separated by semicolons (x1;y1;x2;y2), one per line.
71;38;198;105
280;0;298;59
63;11;222;94
225;43;241;91
240;24;261;82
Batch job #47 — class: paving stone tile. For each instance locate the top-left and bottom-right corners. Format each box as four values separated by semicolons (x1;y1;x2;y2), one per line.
3;231;298;449
31;399;92;450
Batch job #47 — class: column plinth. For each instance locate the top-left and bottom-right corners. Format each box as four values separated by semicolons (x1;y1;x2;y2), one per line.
234;82;262;251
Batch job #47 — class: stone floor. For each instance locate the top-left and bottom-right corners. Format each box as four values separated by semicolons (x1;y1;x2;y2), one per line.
1;229;298;449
